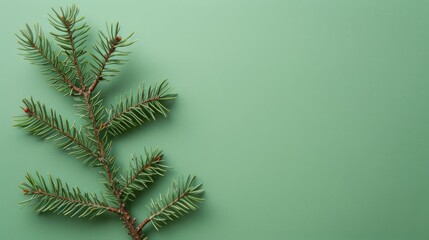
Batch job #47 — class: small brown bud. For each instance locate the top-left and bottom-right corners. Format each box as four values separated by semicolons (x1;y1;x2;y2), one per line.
24;107;30;113
115;35;122;42
23;189;29;194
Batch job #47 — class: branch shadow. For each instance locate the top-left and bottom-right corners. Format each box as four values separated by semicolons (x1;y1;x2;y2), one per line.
97;53;154;101
23;206;119;231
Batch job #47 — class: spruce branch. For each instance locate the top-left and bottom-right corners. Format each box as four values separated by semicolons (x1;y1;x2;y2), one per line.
15;98;100;166
49;5;90;88
16;24;81;94
119;149;167;201
20;172;119;218
137;176;203;232
16;5;204;240
89;23;134;92
101;80;176;136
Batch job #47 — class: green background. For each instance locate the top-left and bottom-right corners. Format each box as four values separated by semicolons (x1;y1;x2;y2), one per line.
1;0;428;239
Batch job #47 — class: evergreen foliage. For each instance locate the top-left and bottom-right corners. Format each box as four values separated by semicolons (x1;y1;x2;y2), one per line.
144;176;204;231
16;98;99;165
20;172;115;218
119;149;167;202
16;24;79;94
15;5;203;240
104;80;176;136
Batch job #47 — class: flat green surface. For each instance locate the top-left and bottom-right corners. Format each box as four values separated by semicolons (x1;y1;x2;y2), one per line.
1;0;429;239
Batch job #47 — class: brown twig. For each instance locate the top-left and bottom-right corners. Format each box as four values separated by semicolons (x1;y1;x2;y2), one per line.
82;89;142;239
